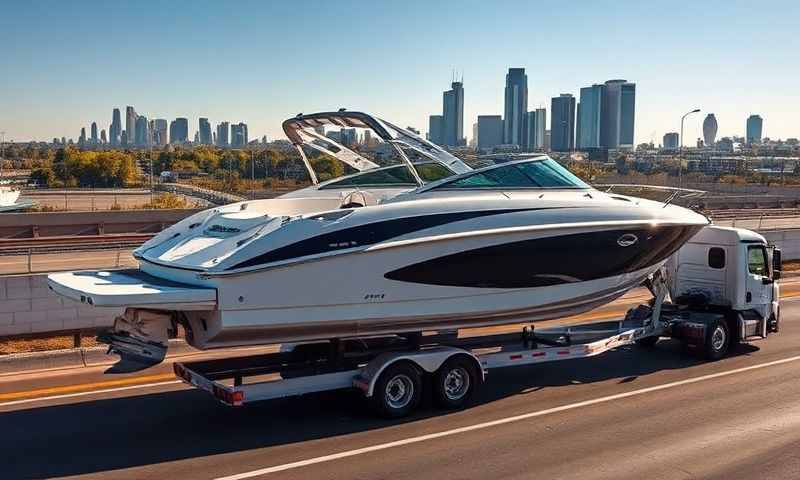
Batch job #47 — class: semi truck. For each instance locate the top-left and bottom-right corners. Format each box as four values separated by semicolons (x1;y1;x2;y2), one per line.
172;225;782;418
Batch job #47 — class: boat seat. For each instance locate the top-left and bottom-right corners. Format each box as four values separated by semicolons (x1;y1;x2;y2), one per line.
340;190;378;209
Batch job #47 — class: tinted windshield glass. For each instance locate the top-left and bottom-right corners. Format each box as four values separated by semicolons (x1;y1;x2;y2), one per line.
320;163;454;189
437;159;589;189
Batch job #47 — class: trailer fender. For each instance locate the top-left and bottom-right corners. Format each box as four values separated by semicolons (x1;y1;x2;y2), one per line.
355;347;483;398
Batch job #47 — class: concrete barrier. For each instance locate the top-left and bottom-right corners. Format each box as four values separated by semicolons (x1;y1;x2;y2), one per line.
762;229;800;261
0;209;198;238
0;274;121;337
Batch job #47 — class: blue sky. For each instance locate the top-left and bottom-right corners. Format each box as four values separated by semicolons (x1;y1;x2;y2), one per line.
1;0;798;144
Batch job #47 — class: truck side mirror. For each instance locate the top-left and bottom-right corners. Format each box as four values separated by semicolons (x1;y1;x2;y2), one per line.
773;248;782;281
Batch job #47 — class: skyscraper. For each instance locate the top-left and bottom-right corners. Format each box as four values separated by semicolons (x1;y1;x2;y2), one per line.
477;115;503;151
79;127;86;146
600;79;636;149
100;129;107;144
523;108;546;151
110;108;122;146
663;132;679;149
340;128;357;146
746;115;763;144
125;106;137;146
153;119;168;146
551;94;576;152
217;122;230;146
503;68;528;146
90;122;98;144
703;114;718;147
231;122;248;146
442;81;464;146
428;115;444;145
135;116;149;147
577;84;604;148
199;118;212;145
169;118;189;144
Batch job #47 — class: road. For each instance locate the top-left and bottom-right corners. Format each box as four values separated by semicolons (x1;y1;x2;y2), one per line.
1;293;799;479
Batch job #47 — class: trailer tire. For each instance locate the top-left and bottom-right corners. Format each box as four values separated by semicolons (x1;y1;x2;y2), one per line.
703;318;731;361
635;336;660;348
370;362;422;418
433;356;480;410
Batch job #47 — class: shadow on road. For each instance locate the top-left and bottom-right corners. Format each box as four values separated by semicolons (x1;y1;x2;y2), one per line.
3;340;760;479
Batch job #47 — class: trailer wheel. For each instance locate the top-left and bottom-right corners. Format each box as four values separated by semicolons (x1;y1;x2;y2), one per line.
768;309;780;333
703;319;730;360
635;336;660;348
433;356;480;410
370;362;422;418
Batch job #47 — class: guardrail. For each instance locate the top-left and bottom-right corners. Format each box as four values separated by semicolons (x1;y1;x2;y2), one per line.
155;183;245;205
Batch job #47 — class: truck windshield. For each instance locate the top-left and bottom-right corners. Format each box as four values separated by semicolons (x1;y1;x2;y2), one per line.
747;246;768;276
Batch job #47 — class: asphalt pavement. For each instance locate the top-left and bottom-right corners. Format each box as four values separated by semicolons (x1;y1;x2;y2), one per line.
1;298;799;479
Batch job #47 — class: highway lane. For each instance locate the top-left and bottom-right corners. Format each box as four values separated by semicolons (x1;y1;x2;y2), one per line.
1;298;799;479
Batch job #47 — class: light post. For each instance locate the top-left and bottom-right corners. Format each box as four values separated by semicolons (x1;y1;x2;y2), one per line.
251;149;255;199
679;109;701;188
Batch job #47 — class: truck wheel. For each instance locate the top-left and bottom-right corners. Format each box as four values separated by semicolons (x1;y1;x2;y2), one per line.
635;336;660;348
433;356;480;410
370;362;422;418
703;319;731;360
768;310;780;333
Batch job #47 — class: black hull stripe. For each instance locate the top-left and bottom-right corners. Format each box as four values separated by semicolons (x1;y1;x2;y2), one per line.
229;208;562;270
384;225;702;288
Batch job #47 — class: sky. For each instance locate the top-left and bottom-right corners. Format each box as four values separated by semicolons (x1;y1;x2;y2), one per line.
1;0;799;145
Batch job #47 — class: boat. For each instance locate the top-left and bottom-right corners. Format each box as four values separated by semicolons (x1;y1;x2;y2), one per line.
47;111;709;367
0;185;33;212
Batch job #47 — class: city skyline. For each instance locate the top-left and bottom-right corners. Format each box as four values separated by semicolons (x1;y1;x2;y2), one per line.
1;1;798;144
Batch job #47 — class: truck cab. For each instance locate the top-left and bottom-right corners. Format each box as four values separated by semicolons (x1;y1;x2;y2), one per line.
664;226;781;350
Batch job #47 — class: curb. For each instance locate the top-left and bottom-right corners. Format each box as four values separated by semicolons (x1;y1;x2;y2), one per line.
0;339;198;375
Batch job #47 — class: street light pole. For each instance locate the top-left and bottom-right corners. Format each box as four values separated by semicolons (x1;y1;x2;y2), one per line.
679;108;701;189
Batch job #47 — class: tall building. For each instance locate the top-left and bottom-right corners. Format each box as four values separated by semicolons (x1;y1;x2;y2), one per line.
100;129;107;144
663;132;679;149
217;122;230;146
442;81;465;146
153;119;168;146
90;122;98;144
703;114;718;147
110;108;122;146
477;115;503;151
135;116;149;147
169;118;189;144
600;79;636;149
231;122;248;146
120;131;128;147
340;128;357;146
199;118;212;145
746;115;763;144
428;115;444;145
79;127;86;146
523;108;546;151
577;84;604;149
125;106;137;146
503;68;528;146
550;94;576;152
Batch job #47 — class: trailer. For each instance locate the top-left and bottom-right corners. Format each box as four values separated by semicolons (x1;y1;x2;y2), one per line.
173;226;783;418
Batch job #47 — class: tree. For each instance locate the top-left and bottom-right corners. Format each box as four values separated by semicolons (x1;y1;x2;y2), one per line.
29;168;56;187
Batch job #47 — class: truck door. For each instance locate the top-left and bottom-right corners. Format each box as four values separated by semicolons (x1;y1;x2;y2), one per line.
745;245;771;318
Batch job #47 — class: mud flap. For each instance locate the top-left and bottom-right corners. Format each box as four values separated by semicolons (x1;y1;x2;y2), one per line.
98;308;172;373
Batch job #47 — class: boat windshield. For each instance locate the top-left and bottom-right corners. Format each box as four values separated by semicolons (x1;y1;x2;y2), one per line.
429;157;589;190
319;162;454;189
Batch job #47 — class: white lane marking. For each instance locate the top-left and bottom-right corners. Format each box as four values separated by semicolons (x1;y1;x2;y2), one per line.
0;381;182;408
215;354;800;480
